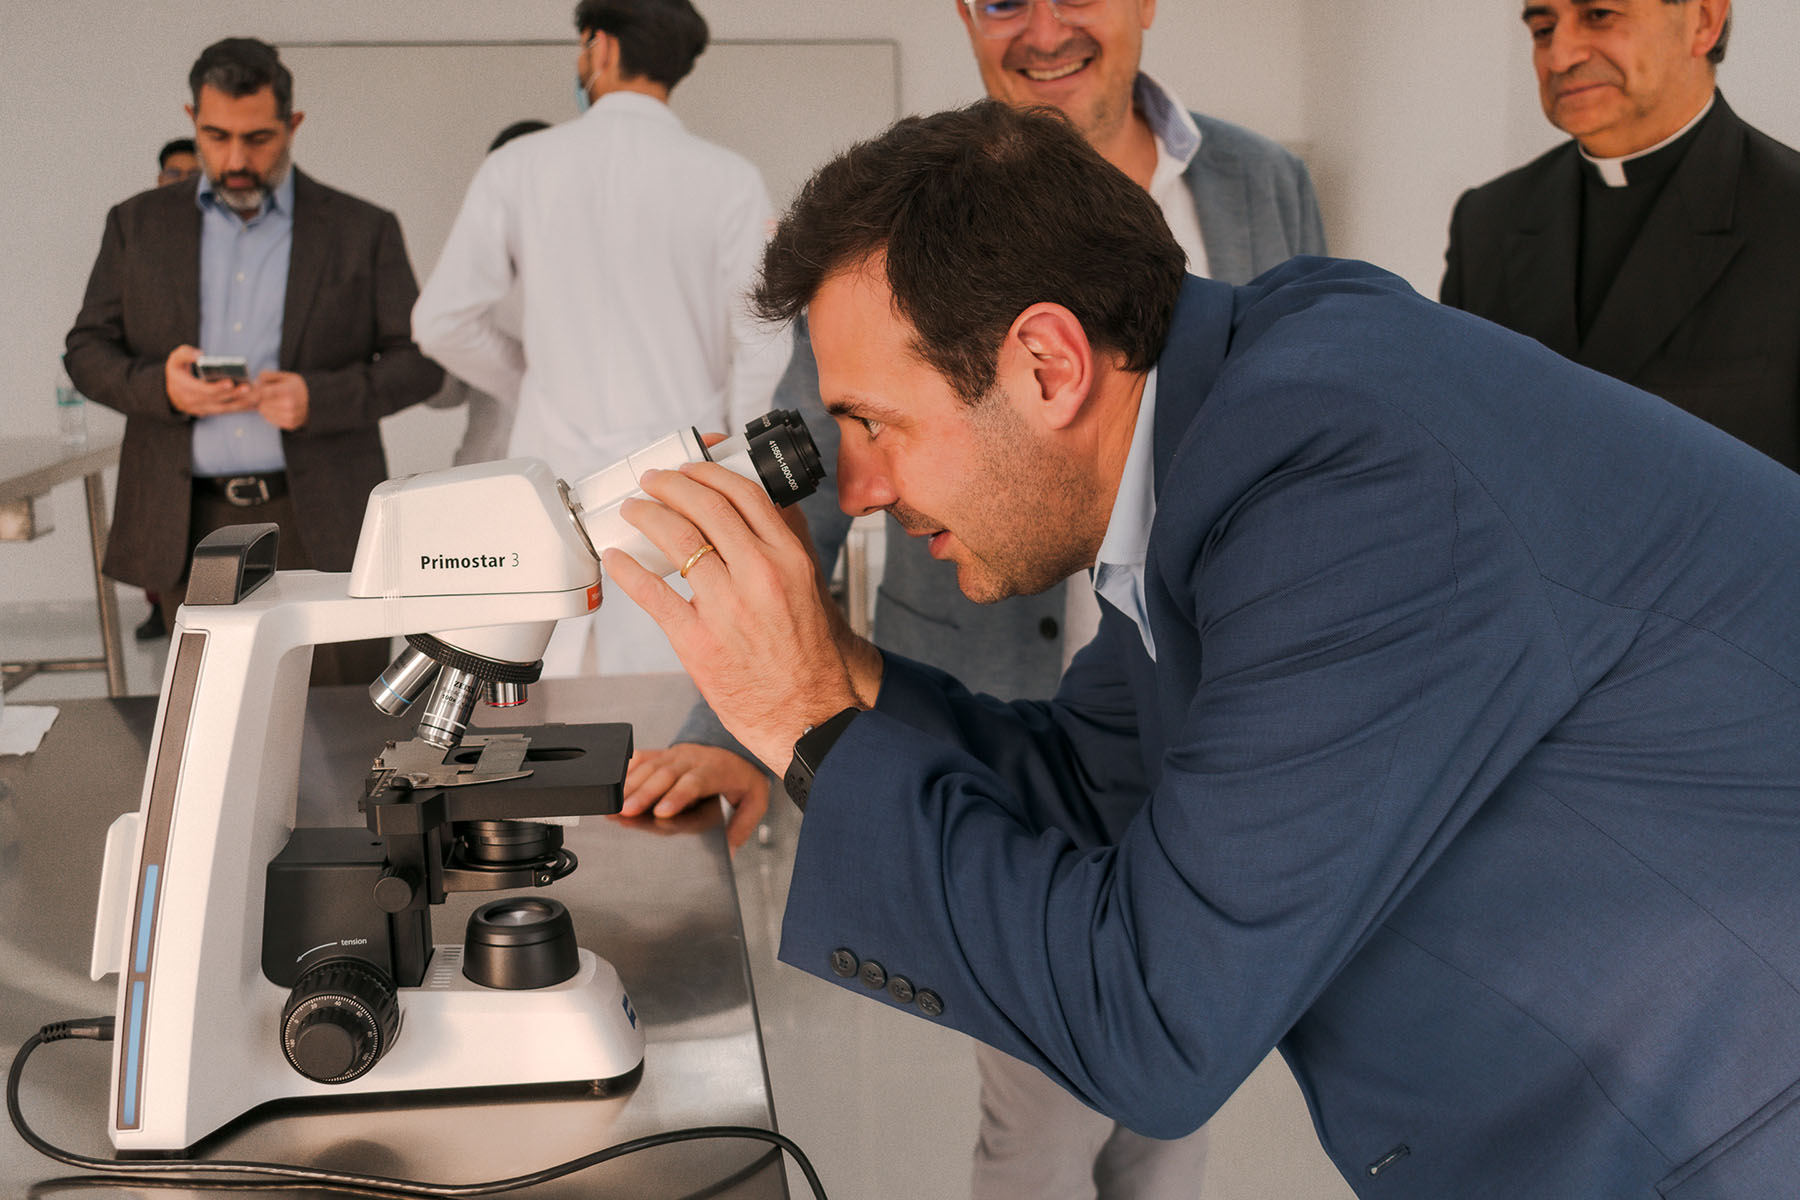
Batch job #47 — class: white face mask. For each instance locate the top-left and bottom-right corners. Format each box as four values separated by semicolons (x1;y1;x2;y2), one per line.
575;72;591;113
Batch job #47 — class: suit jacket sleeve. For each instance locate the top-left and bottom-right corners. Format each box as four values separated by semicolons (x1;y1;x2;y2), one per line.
297;209;442;436
64;202;179;421
776;373;1569;1139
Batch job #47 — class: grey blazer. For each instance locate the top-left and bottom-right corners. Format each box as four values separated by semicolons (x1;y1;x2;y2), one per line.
677;111;1325;747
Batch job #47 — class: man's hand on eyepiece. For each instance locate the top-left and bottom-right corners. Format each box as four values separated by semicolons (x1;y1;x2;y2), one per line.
603;460;869;775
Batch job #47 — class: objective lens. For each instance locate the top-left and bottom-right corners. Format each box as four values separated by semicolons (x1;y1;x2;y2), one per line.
368;645;441;716
415;667;483;749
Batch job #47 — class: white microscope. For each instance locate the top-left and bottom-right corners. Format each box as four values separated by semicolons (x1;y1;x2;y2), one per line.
85;411;823;1153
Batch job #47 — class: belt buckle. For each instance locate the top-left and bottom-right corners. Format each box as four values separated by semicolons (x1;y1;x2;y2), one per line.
223;475;270;507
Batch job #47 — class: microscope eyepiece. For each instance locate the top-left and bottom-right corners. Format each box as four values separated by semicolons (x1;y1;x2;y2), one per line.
730;408;825;506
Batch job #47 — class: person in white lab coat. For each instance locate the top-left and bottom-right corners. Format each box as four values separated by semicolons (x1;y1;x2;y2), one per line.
413;0;790;676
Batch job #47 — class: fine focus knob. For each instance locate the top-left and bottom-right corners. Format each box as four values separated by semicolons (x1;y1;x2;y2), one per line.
280;959;400;1084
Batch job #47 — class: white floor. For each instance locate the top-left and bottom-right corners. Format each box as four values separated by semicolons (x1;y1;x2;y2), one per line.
2;598;1354;1200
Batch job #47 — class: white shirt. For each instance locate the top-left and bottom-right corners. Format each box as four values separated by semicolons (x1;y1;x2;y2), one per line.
1091;369;1160;662
413;92;791;676
413;92;791;482
1137;72;1211;278
1062;75;1206;671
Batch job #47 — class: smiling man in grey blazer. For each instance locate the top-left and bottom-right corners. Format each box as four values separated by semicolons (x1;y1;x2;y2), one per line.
624;1;1324;1194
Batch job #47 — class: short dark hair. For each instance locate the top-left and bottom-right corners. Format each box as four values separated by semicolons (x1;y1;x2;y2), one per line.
188;38;294;119
158;138;196;168
755;101;1188;403
489;119;550;153
573;0;708;90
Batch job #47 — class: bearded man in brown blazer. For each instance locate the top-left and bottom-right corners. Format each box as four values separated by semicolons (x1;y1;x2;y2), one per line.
65;37;441;684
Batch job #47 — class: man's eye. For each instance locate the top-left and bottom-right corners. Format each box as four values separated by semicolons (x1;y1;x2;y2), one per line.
981;0;1030;16
858;416;884;439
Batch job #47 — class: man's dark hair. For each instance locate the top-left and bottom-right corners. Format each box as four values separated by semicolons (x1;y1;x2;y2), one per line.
188;37;294;119
489;119;551;154
158;138;196;169
755;101;1188;403
573;0;708;91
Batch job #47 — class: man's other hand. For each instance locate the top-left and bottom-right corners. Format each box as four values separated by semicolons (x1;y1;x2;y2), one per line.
164;344;254;416
251;370;310;430
621;743;770;851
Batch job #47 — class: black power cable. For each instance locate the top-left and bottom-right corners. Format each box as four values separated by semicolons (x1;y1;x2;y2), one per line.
9;1018;828;1199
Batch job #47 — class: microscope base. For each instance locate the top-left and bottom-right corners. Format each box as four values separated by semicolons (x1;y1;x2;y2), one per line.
109;947;644;1153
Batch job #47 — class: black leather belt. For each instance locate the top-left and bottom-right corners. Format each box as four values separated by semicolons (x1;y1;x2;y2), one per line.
195;472;288;507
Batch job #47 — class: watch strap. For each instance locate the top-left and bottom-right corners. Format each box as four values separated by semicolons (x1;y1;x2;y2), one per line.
782;706;861;811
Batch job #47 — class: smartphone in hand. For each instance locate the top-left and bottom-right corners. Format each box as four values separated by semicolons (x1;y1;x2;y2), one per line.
192;355;249;383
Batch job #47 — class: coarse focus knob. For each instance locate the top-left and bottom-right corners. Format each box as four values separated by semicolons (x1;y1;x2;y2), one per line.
279;959;400;1084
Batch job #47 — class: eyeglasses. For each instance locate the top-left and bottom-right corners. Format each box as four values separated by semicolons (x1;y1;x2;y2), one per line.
962;0;1106;40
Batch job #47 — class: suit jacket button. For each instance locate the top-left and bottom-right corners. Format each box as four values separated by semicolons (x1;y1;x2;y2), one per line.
1038;616;1059;640
859;960;887;990
916;989;943;1017
887;976;915;1004
829;948;859;978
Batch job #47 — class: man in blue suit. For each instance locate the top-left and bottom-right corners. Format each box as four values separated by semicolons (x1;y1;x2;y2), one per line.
631;4;1322;1184
609;102;1800;1197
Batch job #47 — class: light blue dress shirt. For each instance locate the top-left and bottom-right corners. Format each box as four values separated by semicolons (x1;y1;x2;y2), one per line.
191;169;293;477
1091;369;1159;661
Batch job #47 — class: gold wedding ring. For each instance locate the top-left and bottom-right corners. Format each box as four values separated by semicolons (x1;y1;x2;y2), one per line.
679;542;717;579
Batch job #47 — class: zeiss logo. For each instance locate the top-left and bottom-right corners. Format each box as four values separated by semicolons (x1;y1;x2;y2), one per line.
621;992;637;1029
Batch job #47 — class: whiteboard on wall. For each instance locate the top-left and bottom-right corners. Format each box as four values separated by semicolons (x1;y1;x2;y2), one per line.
278;40;900;476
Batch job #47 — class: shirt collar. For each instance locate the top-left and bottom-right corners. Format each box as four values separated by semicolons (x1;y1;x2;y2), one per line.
1092;369;1160;659
196;164;296;218
587;90;679;124
1133;72;1202;170
1580;92;1714;188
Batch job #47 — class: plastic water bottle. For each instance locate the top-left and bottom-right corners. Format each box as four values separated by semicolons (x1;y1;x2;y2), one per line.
55;367;87;448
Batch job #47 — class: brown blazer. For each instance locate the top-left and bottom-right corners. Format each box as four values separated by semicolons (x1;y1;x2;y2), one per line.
1441;94;1800;470
64;169;443;591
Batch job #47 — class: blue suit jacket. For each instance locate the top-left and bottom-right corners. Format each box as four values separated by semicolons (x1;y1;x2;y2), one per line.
779;259;1800;1198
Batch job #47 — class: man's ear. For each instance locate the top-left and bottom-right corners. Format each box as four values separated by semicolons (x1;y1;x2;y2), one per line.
1692;0;1729;61
288;110;305;135
1003;303;1094;432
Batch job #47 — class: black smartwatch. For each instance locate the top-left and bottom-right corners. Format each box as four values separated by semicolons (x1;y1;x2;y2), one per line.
783;706;861;811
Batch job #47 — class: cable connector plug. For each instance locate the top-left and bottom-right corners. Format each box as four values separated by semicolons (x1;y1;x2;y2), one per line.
37;1017;114;1043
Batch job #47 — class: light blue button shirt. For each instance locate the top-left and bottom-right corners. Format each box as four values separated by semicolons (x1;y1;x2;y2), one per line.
1092;370;1160;661
191;169;293;476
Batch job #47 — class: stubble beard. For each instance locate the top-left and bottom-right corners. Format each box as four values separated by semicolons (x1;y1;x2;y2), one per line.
939;389;1101;606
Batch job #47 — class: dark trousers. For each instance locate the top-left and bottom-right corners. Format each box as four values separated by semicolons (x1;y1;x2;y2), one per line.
159;482;391;688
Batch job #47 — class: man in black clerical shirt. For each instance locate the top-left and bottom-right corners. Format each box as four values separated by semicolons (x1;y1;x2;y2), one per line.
1442;0;1800;469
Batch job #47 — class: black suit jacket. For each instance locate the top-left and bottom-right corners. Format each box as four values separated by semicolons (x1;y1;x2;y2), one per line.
1441;94;1800;468
64;169;443;590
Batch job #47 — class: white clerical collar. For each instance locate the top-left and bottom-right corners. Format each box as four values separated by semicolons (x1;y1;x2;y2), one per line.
1580;94;1714;188
1091;369;1160;660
